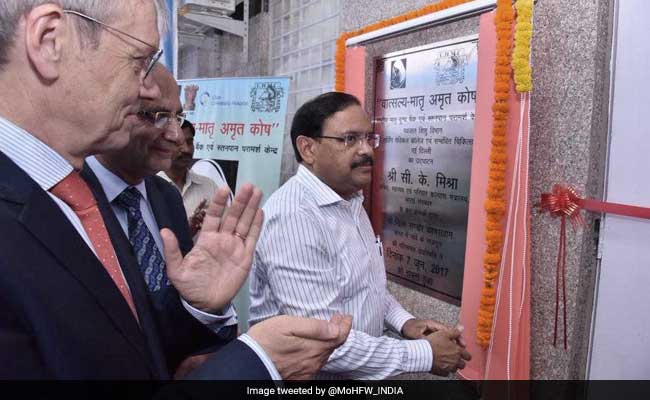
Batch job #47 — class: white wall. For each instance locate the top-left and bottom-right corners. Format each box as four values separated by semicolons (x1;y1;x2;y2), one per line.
588;0;650;379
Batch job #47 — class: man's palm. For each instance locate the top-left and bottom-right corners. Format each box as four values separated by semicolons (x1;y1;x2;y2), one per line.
162;184;263;313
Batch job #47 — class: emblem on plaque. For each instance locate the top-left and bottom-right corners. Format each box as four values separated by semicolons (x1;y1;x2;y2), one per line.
250;82;285;113
390;58;407;89
434;51;467;86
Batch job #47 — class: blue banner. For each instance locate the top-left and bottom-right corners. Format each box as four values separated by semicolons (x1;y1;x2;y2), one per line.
160;0;177;76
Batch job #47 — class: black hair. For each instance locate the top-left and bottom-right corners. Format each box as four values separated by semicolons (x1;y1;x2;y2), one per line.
290;91;361;163
181;119;195;137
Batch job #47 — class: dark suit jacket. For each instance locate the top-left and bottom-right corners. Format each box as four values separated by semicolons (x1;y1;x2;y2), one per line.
81;164;239;375
0;151;270;379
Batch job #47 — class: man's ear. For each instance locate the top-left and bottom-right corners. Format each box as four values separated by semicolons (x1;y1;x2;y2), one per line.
296;135;317;165
24;5;66;81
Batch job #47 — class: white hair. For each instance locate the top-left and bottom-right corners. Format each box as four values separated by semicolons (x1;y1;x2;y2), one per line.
0;0;169;67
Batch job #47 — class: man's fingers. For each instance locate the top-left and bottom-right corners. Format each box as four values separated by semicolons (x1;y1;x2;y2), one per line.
194;199;208;214
233;186;263;238
219;183;254;234
244;209;264;254
288;316;340;341
201;186;232;233
340;315;353;343
331;314;353;345
192;200;208;218
287;315;352;342
160;228;183;278
452;324;467;347
424;320;448;333
460;347;472;361
446;328;462;341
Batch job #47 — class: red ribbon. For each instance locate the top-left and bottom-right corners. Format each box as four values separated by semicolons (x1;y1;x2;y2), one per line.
540;184;650;349
540;185;581;349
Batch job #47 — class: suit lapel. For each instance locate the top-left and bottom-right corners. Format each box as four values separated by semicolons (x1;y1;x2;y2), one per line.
0;154;152;373
81;163;169;378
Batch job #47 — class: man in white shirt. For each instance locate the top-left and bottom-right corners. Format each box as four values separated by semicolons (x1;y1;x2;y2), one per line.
160;120;231;236
0;1;350;380
250;92;471;379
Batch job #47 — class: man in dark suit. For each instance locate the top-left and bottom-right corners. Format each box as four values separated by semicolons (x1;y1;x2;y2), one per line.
81;64;249;378
0;1;350;379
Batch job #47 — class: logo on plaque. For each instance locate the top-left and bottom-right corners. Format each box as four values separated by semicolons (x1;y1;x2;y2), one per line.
434;50;467;86
390;58;407;89
250;82;285;113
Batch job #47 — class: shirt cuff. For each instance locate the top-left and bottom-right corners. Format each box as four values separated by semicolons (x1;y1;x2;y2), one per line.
385;306;416;334
181;298;238;330
238;334;282;381
401;339;433;373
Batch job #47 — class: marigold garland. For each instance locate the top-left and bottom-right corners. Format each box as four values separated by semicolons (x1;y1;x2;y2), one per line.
512;0;534;92
334;0;473;92
476;0;515;348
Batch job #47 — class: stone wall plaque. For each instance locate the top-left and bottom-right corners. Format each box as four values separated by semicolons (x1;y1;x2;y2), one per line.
373;35;478;305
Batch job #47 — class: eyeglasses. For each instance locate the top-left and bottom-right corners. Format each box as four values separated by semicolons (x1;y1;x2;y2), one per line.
63;10;163;81
318;133;381;149
138;111;186;128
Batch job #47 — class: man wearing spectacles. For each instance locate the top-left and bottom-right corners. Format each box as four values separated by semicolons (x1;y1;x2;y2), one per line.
0;0;166;379
82;65;351;381
250;92;472;379
0;1;350;380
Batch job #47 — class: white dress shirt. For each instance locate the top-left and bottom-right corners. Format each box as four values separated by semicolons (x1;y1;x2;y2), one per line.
249;165;433;380
190;159;231;197
0;116;280;380
158;169;220;218
86;156;240;328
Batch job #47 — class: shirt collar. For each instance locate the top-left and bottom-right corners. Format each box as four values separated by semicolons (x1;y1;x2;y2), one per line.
159;170;200;195
187;170;203;186
295;164;364;207
0;116;73;190
85;156;148;202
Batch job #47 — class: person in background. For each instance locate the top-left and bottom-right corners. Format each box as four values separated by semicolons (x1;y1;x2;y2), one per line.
159;120;226;236
191;158;232;201
82;65;239;378
249;92;471;380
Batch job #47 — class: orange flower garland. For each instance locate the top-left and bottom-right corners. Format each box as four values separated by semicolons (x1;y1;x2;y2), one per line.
334;0;473;92
476;0;515;348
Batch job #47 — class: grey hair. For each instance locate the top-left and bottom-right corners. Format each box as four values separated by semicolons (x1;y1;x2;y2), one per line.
0;0;169;68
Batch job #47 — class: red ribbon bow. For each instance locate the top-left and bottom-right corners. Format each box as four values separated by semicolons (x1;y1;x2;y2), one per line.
540;184;586;227
539;184;585;350
540;184;650;350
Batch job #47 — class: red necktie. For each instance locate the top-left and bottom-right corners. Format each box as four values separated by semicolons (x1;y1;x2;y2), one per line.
51;171;139;321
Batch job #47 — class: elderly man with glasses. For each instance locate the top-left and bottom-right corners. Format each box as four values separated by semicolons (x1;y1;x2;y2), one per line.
249;92;472;379
0;1;350;380
81;64;243;379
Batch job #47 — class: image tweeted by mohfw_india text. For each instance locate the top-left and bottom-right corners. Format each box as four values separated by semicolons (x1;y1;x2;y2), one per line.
247;385;405;397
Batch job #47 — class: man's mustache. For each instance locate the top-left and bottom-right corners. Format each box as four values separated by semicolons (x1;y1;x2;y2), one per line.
351;155;374;169
175;154;193;162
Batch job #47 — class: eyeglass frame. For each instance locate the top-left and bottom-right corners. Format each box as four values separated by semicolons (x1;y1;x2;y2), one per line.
62;10;163;81
138;111;186;129
317;132;381;149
